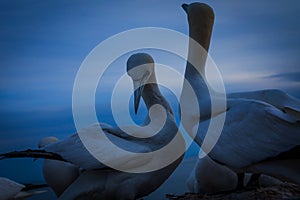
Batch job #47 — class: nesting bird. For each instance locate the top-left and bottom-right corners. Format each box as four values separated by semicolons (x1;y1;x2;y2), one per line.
180;2;300;190
1;53;185;199
59;53;185;199
186;155;237;193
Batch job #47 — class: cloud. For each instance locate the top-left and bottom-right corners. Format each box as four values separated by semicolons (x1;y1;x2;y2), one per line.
264;71;300;82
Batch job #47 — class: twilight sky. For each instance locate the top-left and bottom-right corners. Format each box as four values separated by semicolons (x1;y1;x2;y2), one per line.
0;0;299;151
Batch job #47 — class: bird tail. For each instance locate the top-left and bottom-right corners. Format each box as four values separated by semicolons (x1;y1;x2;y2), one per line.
23;183;49;191
15;190;47;199
0;149;67;162
20;183;49;198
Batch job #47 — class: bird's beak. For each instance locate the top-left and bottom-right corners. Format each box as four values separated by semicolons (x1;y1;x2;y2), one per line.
134;85;144;114
133;72;149;114
182;3;189;13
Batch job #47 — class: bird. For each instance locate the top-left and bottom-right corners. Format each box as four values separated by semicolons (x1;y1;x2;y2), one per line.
180;2;300;190
186;154;283;194
0;177;46;200
186;154;237;194
37;136;80;197
1;53;185;199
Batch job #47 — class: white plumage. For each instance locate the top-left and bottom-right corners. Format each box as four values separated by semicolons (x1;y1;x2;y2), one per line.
38;137;80;197
0;53;185;199
186;155;237;193
0;177;45;200
44;122;157;172
180;2;300;189
54;53;185;199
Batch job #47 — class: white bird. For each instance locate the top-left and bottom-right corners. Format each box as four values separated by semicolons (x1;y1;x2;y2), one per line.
1;53;185;199
186;155;237;194
186;154;282;194
0;177;46;200
180;2;300;190
38;137;80;197
57;53;185;199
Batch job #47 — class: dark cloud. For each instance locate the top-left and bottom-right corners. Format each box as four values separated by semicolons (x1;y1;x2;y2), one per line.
265;71;300;82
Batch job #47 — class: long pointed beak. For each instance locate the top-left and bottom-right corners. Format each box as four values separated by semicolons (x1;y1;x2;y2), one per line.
133;74;148;114
182;3;189;13
134;85;144;114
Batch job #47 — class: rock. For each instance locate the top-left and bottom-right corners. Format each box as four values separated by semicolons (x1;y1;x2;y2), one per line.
166;182;300;200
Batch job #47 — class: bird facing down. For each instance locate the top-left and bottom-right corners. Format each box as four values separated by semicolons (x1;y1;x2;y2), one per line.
38;137;80;197
180;2;300;190
0;177;46;200
0;53;185;199
57;53;185;200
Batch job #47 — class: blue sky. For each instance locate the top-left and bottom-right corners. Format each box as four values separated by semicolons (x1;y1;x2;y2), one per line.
0;0;300;172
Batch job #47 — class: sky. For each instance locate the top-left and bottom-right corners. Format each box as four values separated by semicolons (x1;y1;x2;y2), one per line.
0;0;300;186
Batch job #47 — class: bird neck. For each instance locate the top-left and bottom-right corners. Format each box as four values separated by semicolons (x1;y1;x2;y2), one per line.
185;22;213;85
189;22;213;54
180;18;214;134
183;22;214;101
142;73;174;117
142;85;174;117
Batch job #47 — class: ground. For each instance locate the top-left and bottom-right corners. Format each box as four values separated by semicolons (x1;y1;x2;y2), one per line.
166;182;300;200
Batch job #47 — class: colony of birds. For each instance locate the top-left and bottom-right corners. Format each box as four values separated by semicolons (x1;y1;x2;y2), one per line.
0;2;299;200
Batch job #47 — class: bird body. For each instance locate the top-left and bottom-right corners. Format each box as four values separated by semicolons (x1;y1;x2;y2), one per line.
57;53;185;199
42;159;79;196
186;155;237;193
180;2;300;188
195;98;300;182
0;53;185;199
59;158;183;200
38;137;80;197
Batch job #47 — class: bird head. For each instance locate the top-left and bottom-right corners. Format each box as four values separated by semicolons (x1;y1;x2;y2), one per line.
127;53;154;114
182;3;214;25
181;3;215;55
38;136;59;149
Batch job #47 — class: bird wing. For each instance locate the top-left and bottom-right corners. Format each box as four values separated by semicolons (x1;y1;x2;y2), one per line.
0;177;24;199
58;170;108;200
194;98;300;169
228;89;300;114
45;123;153;170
